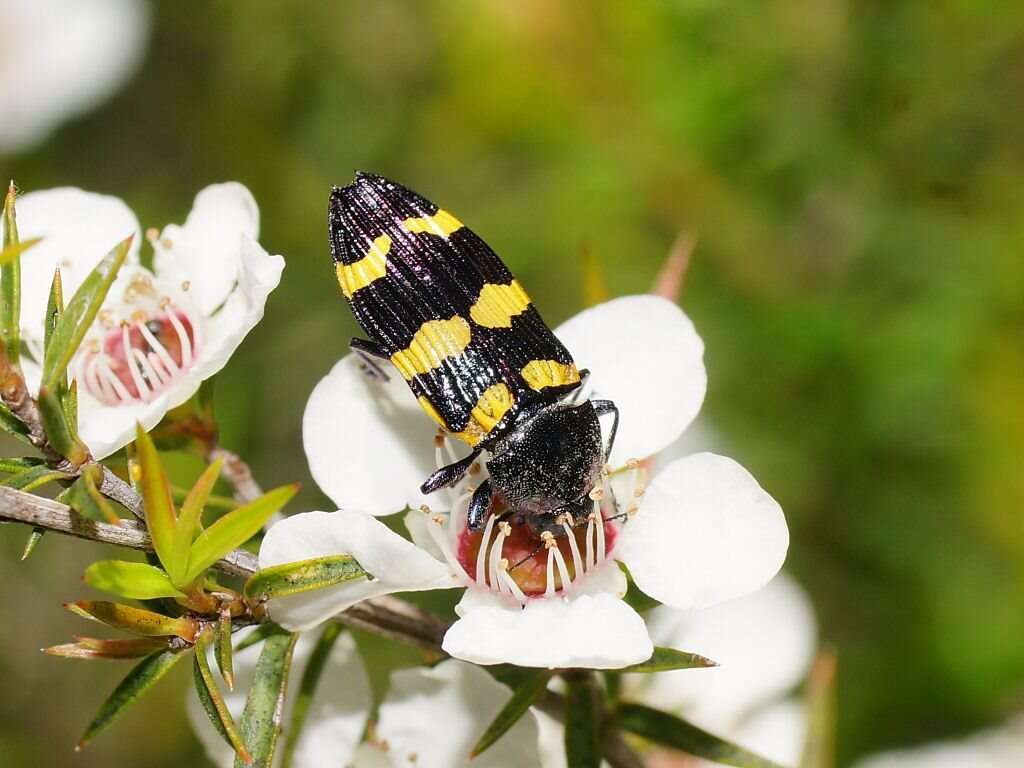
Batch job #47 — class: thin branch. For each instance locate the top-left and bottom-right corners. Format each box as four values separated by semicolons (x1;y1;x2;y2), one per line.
0;485;447;645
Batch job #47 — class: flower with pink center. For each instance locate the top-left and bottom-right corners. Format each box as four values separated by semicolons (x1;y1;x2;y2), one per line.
261;295;789;669
7;183;284;457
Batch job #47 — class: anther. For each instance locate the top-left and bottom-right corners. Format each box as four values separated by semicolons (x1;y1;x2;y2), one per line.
181;281;191;292
625;458;640;469
588;487;604;501
626;502;639;516
432;515;445;525
419;505;431;514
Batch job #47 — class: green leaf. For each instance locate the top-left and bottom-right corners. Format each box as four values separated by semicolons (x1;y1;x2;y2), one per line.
0;456;43;473
216;609;235;690
235;631;298;768
21;528;44;560
58;472;122;525
65;601;198;641
173;484;237;511
44;267;64;361
281;624;343;768
84;560;186;600
194;628;253;765
77;648;185;750
243;554;367;604
471;669;550;758
175;457;225;571
0;463;72;492
185;483;299;585
2;183;22;367
620;647;718;673
0;235;42;265
564;675;601;768
45;636;170;660
234;623;288;653
42;234;131;390
38;385;88;464
0;402;31;444
135;424;184;584
617;703;786;768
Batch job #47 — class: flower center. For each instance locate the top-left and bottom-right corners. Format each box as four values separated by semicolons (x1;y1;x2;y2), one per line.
420;435;647;604
78;303;199;405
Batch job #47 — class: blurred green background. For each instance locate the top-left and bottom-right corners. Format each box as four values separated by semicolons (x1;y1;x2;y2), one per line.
2;0;1023;765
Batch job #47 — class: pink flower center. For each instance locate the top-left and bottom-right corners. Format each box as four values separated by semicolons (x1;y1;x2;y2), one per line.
79;307;199;404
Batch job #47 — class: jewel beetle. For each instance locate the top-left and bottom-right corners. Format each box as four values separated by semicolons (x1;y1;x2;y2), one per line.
327;172;618;538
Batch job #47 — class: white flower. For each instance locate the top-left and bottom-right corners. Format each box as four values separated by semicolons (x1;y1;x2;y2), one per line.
6;183;284;457
262;295;789;669
851;716;1024;768
624;573;817;767
188;628;372;768
0;0;149;153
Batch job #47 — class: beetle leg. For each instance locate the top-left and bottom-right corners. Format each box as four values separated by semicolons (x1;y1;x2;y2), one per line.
350;337;390;381
420;449;481;494
466;479;493;531
590;399;619;459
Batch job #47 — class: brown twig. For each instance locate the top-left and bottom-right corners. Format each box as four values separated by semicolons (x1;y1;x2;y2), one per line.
209;445;264;504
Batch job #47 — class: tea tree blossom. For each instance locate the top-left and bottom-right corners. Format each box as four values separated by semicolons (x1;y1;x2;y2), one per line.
261;295;789;669
7;183;284;457
0;0;149;153
624;573;817;767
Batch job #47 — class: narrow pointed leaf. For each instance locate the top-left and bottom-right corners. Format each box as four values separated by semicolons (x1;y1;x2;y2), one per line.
45;636;170;660
801;649;837;768
234;623;288;653
44;267;64;357
0;463;71;492
82;464;121;524
617;703;786;768
281;624;343;768
175;457;225;571
0;456;43;473
65;601;198;641
235;631;298;768
216;609;235;690
564;675;601;768
243;554;366;604
579;241;608;307
0;235;42;265
58;474;122;525
186;484;299;585
173;484;237;512
0;402;31;444
42;234;131;390
620;647;718;673
77;648;185;750
194;628;253;764
2;184;22;366
63;377;78;429
21;528;45;559
38;385;88;464
84;560;186;600
471;669;550;758
135;424;183;584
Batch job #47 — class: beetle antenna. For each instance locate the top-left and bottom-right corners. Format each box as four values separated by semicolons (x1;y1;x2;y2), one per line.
509;541;545;571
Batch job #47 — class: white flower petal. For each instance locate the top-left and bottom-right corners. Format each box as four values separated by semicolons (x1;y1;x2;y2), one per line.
5;187;140;342
188;628;370;768
188;235;284;380
555;295;706;465
352;744;397;768
618;452;788;610
626;574;816;729
259;510;457;631
444;590;652;669
722;700;808;768
376;660;547;768
77;388;174;459
304;355;442;515
532;708;570;768
0;0;149;152
155;182;262;314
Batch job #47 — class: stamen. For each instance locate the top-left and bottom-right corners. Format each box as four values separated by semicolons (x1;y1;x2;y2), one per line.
425;511;468;581
584;514;595;572
550;542;572;591
137;321;179;374
499;559;528;603
96;358;131;403
594;505;606;563
560;518;584;576
121;326;151;398
475;515;497;585
544;546;556;598
166;308;194;367
488;522;511;594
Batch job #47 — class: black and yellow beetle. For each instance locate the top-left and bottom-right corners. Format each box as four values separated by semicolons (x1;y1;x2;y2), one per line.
328;172;618;538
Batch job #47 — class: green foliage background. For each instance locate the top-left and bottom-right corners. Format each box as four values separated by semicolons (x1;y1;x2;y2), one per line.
2;1;1023;765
